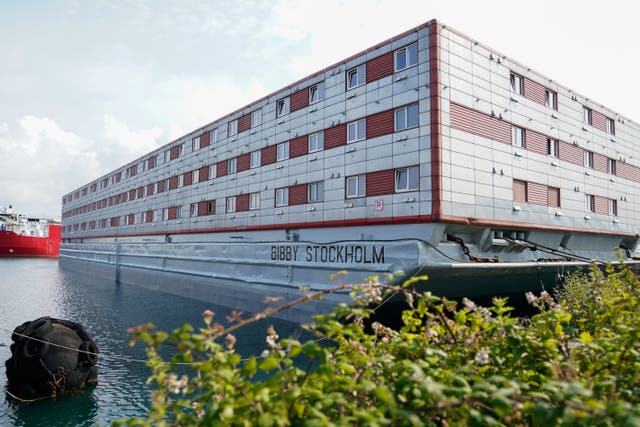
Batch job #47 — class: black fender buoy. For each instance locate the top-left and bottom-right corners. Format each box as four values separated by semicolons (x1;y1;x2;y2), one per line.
4;317;99;399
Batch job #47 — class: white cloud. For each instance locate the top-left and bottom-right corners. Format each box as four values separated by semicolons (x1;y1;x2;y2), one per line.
103;114;163;156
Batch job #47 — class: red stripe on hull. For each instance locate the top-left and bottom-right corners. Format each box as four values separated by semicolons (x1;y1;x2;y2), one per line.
0;225;61;257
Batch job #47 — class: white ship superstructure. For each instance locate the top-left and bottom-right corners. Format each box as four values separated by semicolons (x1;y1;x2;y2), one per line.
59;20;640;322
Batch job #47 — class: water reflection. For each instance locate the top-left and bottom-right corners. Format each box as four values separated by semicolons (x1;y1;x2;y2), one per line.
1;259;305;426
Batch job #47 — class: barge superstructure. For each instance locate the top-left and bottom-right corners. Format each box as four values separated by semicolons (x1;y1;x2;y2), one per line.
59;20;640;322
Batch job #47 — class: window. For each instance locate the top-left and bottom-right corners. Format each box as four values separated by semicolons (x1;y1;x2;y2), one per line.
548;187;560;208
192;169;200;183
228;158;237;174
176;205;182;219
513;179;527;202
178;144;185;156
605;117;615;135
584;151;594;168
510;73;523;95
346;64;366;89
346;175;366;198
275;188;289;207
511;126;525;148
249;192;260;210
545;89;557;110
583;106;592;125
228;120;238;137
395;43;418;71
547;138;559;158
226;196;236;213
210;128;218;144
277;142;289;161
208;164;216;179
347;119;366;143
309;82;325;104
308;131;324;153
190;203;197;217
162;208;169;221
251;110;261;127
308;182;323;203
153;182;158;194
395;103;419;131
164;150;171;163
192;136;201;151
608;158;616;175
395;166;419;192
277;97;290;117
178;174;184;188
585;195;595;212
608;199;617;216
164;178;170;190
250;150;261;168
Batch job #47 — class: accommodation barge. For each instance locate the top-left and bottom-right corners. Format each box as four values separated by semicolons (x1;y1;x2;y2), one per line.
59;20;640;322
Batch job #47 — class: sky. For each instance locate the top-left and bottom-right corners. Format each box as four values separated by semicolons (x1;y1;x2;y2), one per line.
1;0;637;219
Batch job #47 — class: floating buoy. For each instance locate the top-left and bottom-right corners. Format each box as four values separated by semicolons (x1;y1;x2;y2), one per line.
4;317;99;399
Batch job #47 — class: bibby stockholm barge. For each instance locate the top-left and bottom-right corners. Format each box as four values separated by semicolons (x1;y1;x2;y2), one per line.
59;20;640;322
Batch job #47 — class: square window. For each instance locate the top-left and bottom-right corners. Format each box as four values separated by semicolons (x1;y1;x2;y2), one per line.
308;131;324;153
249;193;260;210
547;138;559;157
277;142;289;161
308;182;323;203
251;110;261;127
228;120;238;137
394;103;419;131
250;151;261;168
309;82;325;104
583;106;593;125
346;175;366;198
545;89;557;110
510;73;523;95
277;97;290;117
347;119;366;143
584;151;594;168
275;188;289;207
513;179;527;202
511;126;525;148
394;43;418;72
228;158;237;174
226;196;236;213
395;166;419;192
346;64;366;89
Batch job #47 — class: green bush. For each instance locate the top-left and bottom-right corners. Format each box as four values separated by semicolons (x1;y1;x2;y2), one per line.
115;264;640;426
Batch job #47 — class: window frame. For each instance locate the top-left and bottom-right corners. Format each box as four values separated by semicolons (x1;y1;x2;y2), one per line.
605;117;615;135
250;150;261;169
309;82;325;104
190;203;197;217
177;174;184;188
275;187;289;207
608;199;618;216
510;73;524;95
347;118;366;143
208;164;216;179
585;194;596;212
545;89;558;110
308;182;324;203
249;192;260;210
346;174;366;198
394;43;418;72
308;131;324;153
584;151;594;168
192;169;200;183
228;120;238;137
251;110;261;127
394;103;419;131
547;138;559;158
346;64;366;90
277;142;289;161
226;196;236;213
608;158;616;175
511;126;525;148
276;97;290;117
583;106;593;125
228;158;237;174
395;166;419;192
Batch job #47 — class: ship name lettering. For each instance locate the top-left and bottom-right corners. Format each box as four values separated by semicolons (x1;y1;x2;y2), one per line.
305;245;385;264
271;245;298;261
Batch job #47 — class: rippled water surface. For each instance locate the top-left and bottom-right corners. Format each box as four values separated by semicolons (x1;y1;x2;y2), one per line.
0;259;303;426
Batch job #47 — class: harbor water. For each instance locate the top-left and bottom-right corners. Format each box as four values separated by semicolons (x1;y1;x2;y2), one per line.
0;258;305;426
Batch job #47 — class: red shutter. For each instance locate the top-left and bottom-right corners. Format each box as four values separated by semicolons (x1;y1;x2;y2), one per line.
367;109;395;139
115;173;121;183
217;160;228;177
168;176;178;190
168;207;177;220
157;180;165;193
198;166;209;182
170;146;180;160
289;184;307;205
617;162;639;181
593;153;608;173
290;88;309;112
183;171;193;186
324;123;346;149
366;169;395;196
449;103;511;144
290;136;308;158
128;189;135;200
591;110;607;132
366;51;394;83
558;142;583;166
237;153;251;172
198;200;215;216
138;187;144;198
523;78;546;105
594;196;608;215
236;194;250;212
525;129;547;155
146;183;154;195
527;182;547;205
238;113;251;133
200;131;210;148
262;145;277;165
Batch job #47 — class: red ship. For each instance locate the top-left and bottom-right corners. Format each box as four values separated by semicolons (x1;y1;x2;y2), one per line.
0;206;61;257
